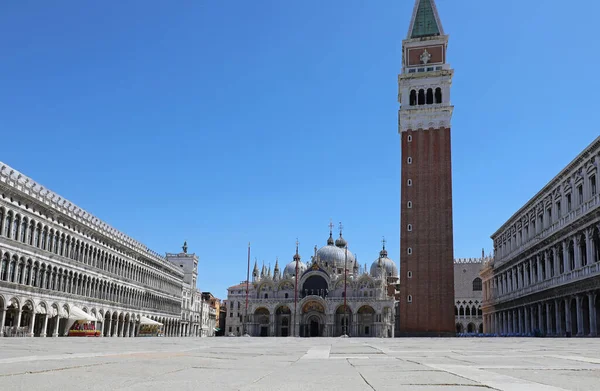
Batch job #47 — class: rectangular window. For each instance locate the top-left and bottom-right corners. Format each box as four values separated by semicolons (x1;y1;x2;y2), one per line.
592;175;597;196
578;185;583;204
539;215;543;231
556;201;561;217
547;207;552;224
567;193;572;211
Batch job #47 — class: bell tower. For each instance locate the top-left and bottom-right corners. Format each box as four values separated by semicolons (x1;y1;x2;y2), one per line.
398;0;455;336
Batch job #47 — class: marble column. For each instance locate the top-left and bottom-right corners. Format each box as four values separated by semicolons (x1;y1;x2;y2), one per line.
546;302;552;335
565;298;572;335
41;314;49;337
589;293;597;337
107;318;113;337
554;299;562;336
28;313;37;337
576;295;584;336
0;309;6;337
52;315;59;337
538;303;544;334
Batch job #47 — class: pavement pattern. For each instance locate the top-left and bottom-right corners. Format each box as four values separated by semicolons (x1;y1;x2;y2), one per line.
1;337;600;391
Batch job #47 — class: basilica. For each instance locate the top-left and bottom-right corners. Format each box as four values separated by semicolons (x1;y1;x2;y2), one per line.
225;227;398;337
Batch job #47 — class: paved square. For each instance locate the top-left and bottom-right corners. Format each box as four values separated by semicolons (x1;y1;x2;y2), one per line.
1;338;600;391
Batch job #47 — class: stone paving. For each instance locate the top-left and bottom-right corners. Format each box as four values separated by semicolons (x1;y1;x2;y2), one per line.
1;337;600;391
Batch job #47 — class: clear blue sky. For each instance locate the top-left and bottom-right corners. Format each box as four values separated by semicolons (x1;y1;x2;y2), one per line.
1;1;599;299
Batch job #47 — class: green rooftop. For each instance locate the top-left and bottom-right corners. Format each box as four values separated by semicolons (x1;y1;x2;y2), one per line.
411;0;441;38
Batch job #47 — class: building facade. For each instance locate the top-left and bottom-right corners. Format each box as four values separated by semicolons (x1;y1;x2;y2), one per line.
0;162;216;338
225;227;397;337
454;256;488;334
481;136;600;337
398;0;455;336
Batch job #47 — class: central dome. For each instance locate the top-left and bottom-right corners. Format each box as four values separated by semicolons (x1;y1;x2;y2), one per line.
316;233;355;269
370;248;398;278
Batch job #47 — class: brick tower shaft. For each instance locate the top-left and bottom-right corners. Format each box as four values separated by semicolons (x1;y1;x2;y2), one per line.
398;0;455;336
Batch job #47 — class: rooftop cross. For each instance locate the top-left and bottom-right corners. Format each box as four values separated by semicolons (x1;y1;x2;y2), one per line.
328;220;334;235
339;221;343;237
381;236;386;250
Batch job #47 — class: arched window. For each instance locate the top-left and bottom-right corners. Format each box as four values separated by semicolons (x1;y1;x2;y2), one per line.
407;134;412;142
472;277;482;291
409;90;417;106
407;179;412;186
459;306;464;316
284;293;289;298
418;89;425;105
426;88;433;104
465;306;471;316
407;295;412;303
407;224;412;232
407;247;413;255
435;87;442;103
454;306;458;315
407;201;412;208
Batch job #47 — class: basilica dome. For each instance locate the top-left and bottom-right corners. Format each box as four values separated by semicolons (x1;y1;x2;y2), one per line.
283;259;307;277
370;247;398;278
316;233;356;269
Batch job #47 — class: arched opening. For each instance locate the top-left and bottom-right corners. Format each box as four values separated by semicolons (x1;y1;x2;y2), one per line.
582;295;590;336
472;278;482;291
559;300;566;335
426;88;433;104
301;275;328;299
254;308;270;337
418;89;425;105
435;87;442;103
593;228;600;263
409;90;417;106
275;306;291;337
558;247;564;274
335;305;352;337
568;240;575;270
465;306;471;317
478;323;484;334
357;305;375;337
459;306;464;316
595;293;600;336
467;323;475;333
569;298;578;336
456;323;463;333
580;234;587;266
301;301;325;337
454;306;458;316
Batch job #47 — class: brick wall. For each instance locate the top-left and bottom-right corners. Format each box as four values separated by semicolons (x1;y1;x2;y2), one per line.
399;127;455;335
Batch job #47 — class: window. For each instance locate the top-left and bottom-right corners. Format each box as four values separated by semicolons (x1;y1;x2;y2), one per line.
556;201;561;217
434;87;442;103
407;224;413;232
407;157;412;164
407;271;412;279
407;179;412;186
264;293;268;299
547;207;552;224
567;193;572;211
578;185;583;204
229;327;232;332
407;295;412;303
409;90;417;106
285;293;288;298
472;278;482;291
426;88;433;104
407;247;413;255
418;89;425;105
230;313;233;317
592;175;597;196
407;134;412;142
407;201;412;208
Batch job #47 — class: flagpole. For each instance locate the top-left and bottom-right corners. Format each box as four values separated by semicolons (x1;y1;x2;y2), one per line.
344;245;348;337
245;242;250;336
293;239;299;337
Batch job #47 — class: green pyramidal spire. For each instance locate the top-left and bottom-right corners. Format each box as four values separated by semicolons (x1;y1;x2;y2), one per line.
410;0;442;39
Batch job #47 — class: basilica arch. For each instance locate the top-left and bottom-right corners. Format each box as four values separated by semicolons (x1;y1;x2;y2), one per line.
253;307;270;337
300;300;325;337
275;305;291;337
356;305;375;337
334;304;352;337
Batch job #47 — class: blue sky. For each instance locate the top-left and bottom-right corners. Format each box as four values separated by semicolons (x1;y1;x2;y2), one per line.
1;0;599;299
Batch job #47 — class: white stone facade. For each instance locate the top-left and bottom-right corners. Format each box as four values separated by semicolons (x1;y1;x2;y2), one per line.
0;162;212;338
481;137;600;336
454;257;488;334
225;231;397;338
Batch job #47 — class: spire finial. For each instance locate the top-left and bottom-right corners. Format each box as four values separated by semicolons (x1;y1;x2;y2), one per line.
339;221;343;237
382;236;386;250
329;219;334;235
182;241;188;254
